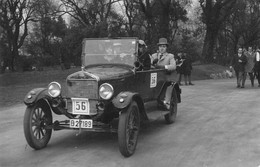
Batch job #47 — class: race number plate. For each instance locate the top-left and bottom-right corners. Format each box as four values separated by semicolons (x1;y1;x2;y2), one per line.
69;119;93;128
72;98;90;115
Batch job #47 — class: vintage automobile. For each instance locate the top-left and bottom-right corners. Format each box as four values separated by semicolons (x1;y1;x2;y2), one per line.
23;37;181;157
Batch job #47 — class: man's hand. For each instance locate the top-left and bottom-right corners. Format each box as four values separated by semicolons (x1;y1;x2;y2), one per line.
152;58;158;65
238;59;242;63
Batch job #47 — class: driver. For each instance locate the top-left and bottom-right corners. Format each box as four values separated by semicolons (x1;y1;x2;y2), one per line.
151;38;176;110
134;40;151;71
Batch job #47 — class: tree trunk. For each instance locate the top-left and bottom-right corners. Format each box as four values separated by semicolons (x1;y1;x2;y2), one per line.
202;26;219;63
10;44;19;71
158;0;170;38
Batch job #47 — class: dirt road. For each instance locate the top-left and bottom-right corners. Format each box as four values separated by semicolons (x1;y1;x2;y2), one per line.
1;79;260;167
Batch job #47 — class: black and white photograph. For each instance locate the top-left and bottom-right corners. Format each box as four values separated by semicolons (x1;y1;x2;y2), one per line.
1;0;260;166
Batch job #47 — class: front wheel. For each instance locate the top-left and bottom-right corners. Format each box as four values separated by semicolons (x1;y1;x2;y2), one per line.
164;89;178;124
118;101;140;157
23;100;53;150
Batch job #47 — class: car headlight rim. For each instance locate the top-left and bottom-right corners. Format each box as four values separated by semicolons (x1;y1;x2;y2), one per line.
48;82;61;98
99;83;114;100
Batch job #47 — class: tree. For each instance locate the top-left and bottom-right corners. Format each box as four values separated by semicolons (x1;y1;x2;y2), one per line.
0;0;38;71
137;0;188;46
118;0;139;36
229;0;260;47
60;0;120;37
200;0;237;62
213;0;260;65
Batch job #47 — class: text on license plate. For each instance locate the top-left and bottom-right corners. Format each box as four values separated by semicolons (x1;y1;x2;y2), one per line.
72;98;90;115
70;119;93;128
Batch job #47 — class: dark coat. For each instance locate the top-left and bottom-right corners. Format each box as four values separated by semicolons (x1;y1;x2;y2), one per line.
175;55;182;73
179;57;192;75
231;53;248;72
136;51;151;71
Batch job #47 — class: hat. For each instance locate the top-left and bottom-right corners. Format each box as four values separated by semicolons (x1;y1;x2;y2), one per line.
157;38;168;46
138;40;146;47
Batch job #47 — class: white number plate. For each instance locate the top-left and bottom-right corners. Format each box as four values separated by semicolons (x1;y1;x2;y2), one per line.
69;119;93;128
72;98;90;115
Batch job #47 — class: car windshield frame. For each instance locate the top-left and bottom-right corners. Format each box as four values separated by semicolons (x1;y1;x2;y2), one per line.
81;38;138;67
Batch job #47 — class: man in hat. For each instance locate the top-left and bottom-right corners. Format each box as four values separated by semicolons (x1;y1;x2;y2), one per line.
151;38;176;110
151;38;176;70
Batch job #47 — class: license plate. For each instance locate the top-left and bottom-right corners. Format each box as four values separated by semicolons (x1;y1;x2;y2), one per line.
72;98;90;115
69;119;93;128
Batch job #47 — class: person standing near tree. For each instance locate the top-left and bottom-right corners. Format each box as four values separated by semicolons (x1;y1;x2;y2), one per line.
151;38;176;110
182;53;194;85
175;52;183;85
230;47;248;88
245;46;256;87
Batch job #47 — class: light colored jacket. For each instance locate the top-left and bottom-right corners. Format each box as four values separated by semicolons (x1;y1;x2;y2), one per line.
245;51;255;72
151;52;176;71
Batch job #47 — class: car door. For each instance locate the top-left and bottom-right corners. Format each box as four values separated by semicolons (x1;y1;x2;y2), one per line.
134;69;167;102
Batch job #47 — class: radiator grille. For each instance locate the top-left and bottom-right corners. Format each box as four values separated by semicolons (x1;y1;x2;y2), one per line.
67;80;98;99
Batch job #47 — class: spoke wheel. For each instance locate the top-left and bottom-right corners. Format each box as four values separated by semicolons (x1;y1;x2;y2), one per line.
164;89;178;124
118;101;140;157
23;101;52;150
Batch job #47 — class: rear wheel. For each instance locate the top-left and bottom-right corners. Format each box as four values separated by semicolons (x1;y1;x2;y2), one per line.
164;89;178;124
118;101;140;157
23;100;52;150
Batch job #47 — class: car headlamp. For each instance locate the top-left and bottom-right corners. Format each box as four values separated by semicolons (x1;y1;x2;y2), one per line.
48;82;61;98
99;83;114;100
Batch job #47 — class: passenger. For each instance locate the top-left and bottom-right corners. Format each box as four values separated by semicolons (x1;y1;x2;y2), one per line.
151;38;176;110
230;47;248;88
134;40;151;71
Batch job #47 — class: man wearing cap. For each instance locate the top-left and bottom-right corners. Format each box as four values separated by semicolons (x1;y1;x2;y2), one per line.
151;38;177;110
134;40;151;71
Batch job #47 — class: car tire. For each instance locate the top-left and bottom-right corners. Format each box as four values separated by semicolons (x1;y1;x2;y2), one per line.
23;100;52;150
164;89;178;124
118;101;140;157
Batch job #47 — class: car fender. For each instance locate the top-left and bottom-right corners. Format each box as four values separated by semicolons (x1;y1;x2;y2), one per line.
112;92;148;120
159;81;181;103
172;82;181;103
24;88;52;106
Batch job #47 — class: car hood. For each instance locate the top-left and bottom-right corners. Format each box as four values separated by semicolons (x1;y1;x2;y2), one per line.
67;64;134;81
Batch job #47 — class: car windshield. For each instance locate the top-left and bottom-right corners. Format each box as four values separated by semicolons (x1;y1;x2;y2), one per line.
82;38;137;66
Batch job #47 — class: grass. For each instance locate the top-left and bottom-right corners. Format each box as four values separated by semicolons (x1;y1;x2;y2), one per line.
0;64;228;109
0;67;80;109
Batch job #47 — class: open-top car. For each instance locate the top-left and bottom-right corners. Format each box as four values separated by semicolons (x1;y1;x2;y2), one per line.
23;37;181;157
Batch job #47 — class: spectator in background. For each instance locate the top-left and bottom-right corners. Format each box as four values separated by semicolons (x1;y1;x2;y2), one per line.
245;46;256;87
230;47;248;88
182;53;194;85
175;53;183;85
254;47;260;87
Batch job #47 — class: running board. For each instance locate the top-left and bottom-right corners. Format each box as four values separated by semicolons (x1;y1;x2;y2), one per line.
144;101;169;121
